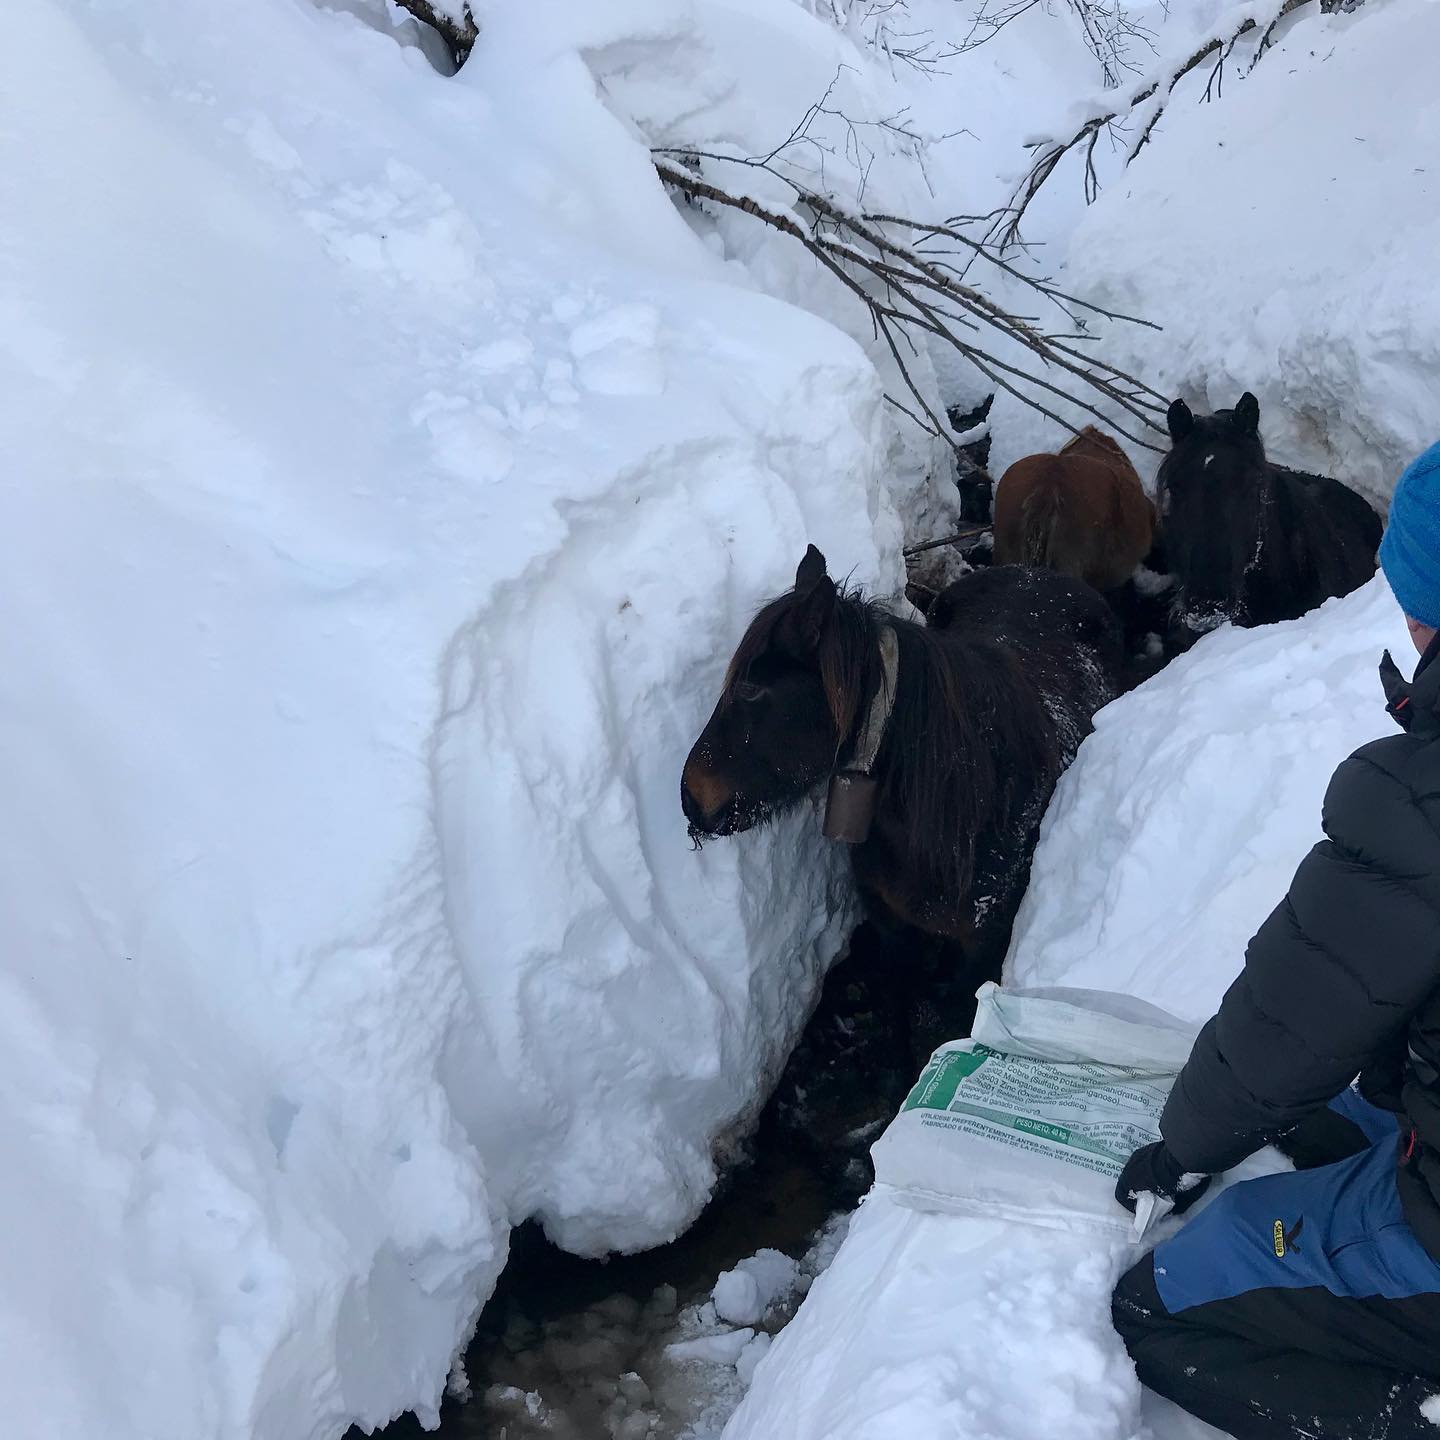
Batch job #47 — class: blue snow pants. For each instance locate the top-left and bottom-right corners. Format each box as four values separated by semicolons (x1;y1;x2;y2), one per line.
1112;1089;1440;1439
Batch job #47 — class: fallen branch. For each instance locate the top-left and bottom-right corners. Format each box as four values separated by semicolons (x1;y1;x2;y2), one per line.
903;525;992;557
392;0;478;69
654;149;1170;457
992;0;1314;247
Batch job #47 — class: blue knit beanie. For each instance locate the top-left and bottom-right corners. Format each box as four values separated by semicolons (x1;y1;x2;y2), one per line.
1381;441;1440;629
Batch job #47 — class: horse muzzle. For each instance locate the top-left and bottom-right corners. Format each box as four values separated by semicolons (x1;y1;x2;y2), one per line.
680;774;768;840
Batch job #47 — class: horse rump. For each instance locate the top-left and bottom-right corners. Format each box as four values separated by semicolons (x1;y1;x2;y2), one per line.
993;457;1065;571
927;564;1123;709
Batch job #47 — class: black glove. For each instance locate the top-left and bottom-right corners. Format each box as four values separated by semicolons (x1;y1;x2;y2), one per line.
1115;1141;1211;1216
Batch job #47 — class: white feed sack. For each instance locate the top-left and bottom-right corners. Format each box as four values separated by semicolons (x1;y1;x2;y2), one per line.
870;984;1200;1239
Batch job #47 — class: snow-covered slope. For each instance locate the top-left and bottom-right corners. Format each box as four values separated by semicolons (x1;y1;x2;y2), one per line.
1009;579;1412;1017
988;0;1440;494
0;2;912;1435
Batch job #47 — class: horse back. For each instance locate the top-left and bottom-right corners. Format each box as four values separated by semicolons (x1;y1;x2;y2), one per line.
928;564;1122;701
1272;464;1381;607
993;438;1153;591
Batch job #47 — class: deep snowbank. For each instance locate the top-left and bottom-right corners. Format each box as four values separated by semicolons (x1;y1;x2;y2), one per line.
987;0;1440;494
729;579;1411;1440
0;1;909;1434
1010;579;1413;1017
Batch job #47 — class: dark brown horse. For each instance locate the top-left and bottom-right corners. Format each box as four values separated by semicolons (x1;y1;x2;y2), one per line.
1158;392;1381;638
993;426;1155;594
681;547;1122;968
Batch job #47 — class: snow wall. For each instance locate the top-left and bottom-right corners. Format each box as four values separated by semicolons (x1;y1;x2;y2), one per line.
985;0;1440;500
0;1;931;1435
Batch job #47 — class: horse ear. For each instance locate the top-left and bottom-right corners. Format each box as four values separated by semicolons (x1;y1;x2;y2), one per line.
795;544;828;594
785;545;835;655
1233;392;1261;437
1166;399;1194;442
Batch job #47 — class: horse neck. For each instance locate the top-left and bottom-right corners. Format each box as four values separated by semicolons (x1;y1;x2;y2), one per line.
868;622;1044;897
821;595;895;757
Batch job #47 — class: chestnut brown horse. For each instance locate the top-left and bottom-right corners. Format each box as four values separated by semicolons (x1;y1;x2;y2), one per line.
993;427;1155;594
681;547;1122;970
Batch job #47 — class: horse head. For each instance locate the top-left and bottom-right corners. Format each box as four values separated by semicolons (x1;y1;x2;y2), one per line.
1158;392;1272;626
682;545;869;840
1162;391;1265;490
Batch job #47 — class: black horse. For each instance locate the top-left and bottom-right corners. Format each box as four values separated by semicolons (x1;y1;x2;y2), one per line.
681;548;1121;971
1158;392;1381;639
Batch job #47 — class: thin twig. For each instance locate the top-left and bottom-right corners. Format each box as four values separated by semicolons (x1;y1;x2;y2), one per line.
992;0;1315;247
654;144;1172;451
904;525;992;558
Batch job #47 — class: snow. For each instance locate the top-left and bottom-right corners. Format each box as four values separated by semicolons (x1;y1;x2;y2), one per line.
11;0;1436;1435
712;1250;802;1326
2;0;921;1435
1011;579;1412;1020
728;1198;1138;1440
986;0;1440;497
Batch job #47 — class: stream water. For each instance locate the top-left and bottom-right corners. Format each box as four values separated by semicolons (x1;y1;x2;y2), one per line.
364;921;977;1440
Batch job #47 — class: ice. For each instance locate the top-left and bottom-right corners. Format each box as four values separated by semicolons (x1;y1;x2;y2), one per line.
735;1333;772;1387
666;1329;756;1366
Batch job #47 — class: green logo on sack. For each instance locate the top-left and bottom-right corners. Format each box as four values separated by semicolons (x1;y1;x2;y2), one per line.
902;1047;989;1112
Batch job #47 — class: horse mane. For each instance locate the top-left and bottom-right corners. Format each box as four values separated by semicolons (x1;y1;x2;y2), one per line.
727;584;1061;904
1060;425;1127;466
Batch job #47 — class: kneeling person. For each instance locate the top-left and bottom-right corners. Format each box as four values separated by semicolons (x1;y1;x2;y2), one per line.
1112;441;1440;1440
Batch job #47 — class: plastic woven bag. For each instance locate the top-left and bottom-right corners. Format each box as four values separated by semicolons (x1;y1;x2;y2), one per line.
870;983;1199;1239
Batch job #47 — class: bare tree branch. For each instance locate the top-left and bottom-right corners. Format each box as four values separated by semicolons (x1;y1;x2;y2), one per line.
654;144;1171;462
903;524;991;557
991;0;1315;248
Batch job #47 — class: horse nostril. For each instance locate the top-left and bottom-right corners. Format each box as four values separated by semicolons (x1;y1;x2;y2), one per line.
681;759;733;833
681;780;706;829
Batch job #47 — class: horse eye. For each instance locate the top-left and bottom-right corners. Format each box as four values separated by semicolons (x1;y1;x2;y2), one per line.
735;680;765;703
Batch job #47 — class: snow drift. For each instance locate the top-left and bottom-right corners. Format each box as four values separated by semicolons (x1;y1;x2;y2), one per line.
986;0;1440;495
0;0;926;1434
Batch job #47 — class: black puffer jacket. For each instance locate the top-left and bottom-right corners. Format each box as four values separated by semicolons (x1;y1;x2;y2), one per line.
1161;631;1440;1257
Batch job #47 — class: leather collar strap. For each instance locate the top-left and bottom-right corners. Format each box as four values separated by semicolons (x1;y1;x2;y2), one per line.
847;624;899;774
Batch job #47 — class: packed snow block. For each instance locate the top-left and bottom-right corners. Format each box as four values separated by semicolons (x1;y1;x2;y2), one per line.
870;984;1197;1239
